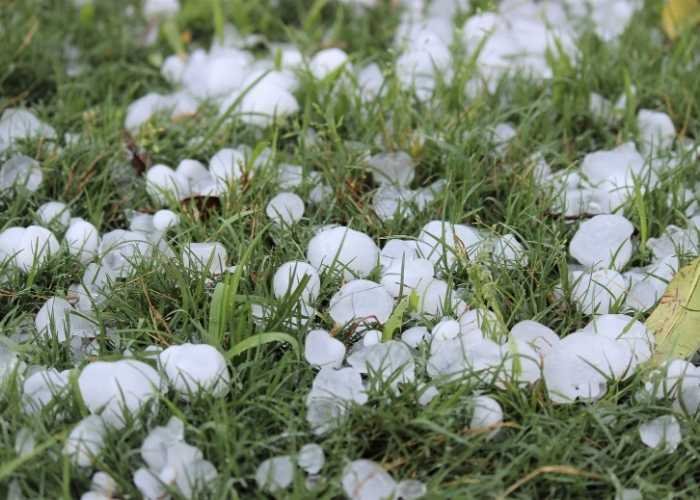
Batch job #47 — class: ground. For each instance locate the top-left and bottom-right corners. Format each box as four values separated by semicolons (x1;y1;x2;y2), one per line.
1;0;700;498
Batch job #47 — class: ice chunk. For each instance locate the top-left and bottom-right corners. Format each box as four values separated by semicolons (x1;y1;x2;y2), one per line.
510;320;560;356
304;329;346;369
329;279;394;325
64;415;107;467
36;201;70;229
273;261;321;303
380;258;433;298
181;242;227;275
639;415;681;453
569;215;634;270
365;151;415;186
638;109;675;152
342;460;397;500
570;269;628;315
256;456;294;492
266;192;305;225
0;155;43;192
159;343;230;399
297;443;325;474
65;218;100;264
470;395;503;439
307;226;379;279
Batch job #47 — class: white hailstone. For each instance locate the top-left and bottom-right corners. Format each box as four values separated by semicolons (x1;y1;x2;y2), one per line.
418;384;440;406
307;226;379;279
99;230;152;277
489;122;516;154
647;225;698;260
366;151;415;186
401;326;429;348
431;318;461;342
380;258;434;298
639;415;682;453
209;148;246;190
0;349;20;386
140;416;185;472
276;163;304;189
143;0;179;18
298;443;325;474
175;159;212;190
582;314;654;367
309;48;350;79
304;329;346;369
159;343;230;398
307;367;368;406
256;456;295;492
65;218;100;264
427;337;503;382
415;278;450;317
569;215;634;270
372;185;416;221
35;296;97;342
624;255;679;312
509;320;560;356
146;164;189;204
0;155;43;192
0;225;60;272
542;332;633;404
570;269;628;315
161;55;185;85
342;460;397;500
64;415;107;467
273;261;321;303
416;221;483;269
0;108;56;153
223;81;299;128
36;201;70;229
638;109;675;152
361;341;415;389
491;233;527;267
362;330;382;347
501;338;542;385
124;93;174;130
470;395;503;439
21;368;70;414
396;479;427;500
181;242;227;275
309;183;333;204
329;279;394;325
643;359;697;400
153;209;179;231
616;489;643;500
380;239;418;271
266;192;305;225
89;471;118;498
395;30;451;100
15;427;36;458
589;92;612;121
357;63;385;100
458;308;503;338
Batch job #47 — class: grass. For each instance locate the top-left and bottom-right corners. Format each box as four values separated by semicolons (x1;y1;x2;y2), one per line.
1;0;700;498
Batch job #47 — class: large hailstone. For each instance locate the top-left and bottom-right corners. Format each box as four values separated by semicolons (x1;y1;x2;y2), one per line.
309;48;350;79
273;261;321;303
0;225;59;272
0;108;56;153
637;109;675;152
416;220;483;269
639;415;681;453
491;233;528;267
380;239;418;270
223;80;299;128
298;443;325;474
329;279;394;325
36;201;71;229
140;416;185;472
570;269;628;315
255;455;294;493
306;367;367;434
146;164;189;204
304;329;346;369
159;343;230;399
509;320;560;356
266;192;305;225
65;218;100;264
470;395;503;439
78;359;163;428
542;332;633;404
209;147;247;190
64;415;107;467
360;341;415;390
181;242;227;275
581;314;654;367
569;215;634;270
307;226;379;279
342;460;397;500
365;151;415;186
22;368;70;414
35;296;97;342
0;154;43;192
380;258;434;298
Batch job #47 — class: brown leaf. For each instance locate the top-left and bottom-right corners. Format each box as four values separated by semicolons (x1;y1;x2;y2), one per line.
179;195;222;221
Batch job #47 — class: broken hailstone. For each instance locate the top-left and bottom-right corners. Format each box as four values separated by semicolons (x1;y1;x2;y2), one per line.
181;241;227;275
470;395;503;439
256;455;294;492
342;460;397;500
78;359;162;428
304;329;346;369
569;214;634;270
273;260;321;303
64;415;107;467
266;192;305;225
307;226;379;279
159;343;230;398
639;415;681;453
329;279;394;325
297;443;325;474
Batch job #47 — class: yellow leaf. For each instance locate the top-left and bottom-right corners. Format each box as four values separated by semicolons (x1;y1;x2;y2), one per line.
646;257;700;364
662;0;700;40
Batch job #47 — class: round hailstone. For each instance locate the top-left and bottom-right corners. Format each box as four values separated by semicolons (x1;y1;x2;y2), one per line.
372;185;415;221
159;343;230;399
63;415;107;467
342;460;396;500
380;258;434;298
228;81;300;128
153;209;179;231
365;151;415;186
35;296;96;341
431;318;461;342
273;261;321;303
21;368;70;414
309;183;333;204
0;226;60;272
639;415;681;453
501;339;542;385
297;443;325;474
571;269;628;315
36;201;71;229
380;239;418;270
146;164;189;205
309;48;349;79
175;159;212;188
181;242;227;275
491;233;528;267
415;278;450;317
65;218;100;264
363;341;415;388
209;148;246;190
509;320;560;356
140;416;185;471
638;109;675;152
0;154;42;192
470;395;503;439
78;359;162;428
416;221;483;269
542;332;633;404
329;279;394;326
307;367;368;405
304;329;346;369
256;456;295;493
569;215;634;270
582;314;654;367
266;192;305;225
307;226;379;279
0;349;20;386
396;480;428;500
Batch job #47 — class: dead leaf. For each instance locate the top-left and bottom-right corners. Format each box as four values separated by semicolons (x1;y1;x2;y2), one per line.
662;0;700;40
180;195;221;221
122;130;151;176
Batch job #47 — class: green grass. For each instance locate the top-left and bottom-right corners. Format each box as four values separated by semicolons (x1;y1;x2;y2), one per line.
2;0;700;498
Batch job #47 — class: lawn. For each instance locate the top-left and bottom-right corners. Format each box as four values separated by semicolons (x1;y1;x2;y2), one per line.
1;0;700;498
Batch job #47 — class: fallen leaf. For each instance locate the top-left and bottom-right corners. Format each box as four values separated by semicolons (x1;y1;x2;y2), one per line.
662;0;700;40
122;130;150;176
